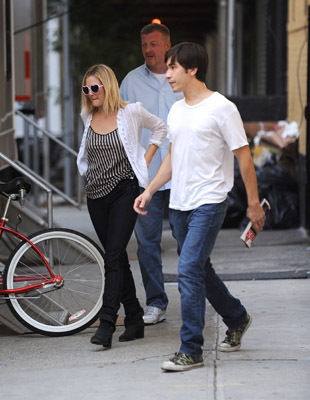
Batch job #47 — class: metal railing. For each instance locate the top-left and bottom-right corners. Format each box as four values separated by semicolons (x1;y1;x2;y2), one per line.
0;109;84;229
15;109;83;208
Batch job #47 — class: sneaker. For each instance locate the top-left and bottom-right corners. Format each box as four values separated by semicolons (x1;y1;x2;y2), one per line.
143;306;166;325
218;314;252;352
161;352;204;372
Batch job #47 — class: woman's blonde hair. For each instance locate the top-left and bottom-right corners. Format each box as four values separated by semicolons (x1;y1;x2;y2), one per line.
81;64;127;114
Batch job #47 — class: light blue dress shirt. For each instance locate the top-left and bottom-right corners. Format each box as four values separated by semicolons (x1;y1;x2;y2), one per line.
120;64;183;190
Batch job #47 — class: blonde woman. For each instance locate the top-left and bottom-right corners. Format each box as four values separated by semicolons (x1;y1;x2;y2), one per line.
77;64;166;348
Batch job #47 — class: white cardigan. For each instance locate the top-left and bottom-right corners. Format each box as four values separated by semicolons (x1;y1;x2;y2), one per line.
77;102;166;188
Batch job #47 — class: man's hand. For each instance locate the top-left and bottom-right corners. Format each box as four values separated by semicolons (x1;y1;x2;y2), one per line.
133;190;153;215
247;202;266;233
135;144;172;215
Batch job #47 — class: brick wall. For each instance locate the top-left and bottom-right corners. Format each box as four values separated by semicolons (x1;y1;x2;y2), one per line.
287;0;309;155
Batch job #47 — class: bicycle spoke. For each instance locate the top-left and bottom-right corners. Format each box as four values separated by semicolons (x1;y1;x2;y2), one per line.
4;229;104;336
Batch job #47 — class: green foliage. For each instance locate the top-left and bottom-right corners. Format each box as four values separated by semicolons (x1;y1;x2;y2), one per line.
67;0;145;85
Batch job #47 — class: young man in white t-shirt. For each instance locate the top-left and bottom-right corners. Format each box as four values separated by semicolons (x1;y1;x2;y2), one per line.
134;42;266;372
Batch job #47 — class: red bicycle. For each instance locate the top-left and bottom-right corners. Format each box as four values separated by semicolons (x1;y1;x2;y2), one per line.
0;177;105;336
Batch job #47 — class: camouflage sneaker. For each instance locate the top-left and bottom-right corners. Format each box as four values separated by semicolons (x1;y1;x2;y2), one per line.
161;352;204;372
218;314;252;352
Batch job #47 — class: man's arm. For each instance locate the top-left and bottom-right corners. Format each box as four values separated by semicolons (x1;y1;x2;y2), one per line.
134;143;172;215
233;145;266;232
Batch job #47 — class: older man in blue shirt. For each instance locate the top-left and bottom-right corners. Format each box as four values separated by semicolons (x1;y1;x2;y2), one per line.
120;23;182;324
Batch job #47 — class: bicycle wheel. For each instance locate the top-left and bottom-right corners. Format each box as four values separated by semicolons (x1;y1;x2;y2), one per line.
3;228;105;336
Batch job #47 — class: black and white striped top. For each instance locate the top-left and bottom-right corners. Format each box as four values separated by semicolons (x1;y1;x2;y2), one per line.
85;126;135;199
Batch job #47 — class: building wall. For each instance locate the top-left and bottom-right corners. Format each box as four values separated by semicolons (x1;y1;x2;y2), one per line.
287;0;309;155
0;0;17;170
288;0;310;230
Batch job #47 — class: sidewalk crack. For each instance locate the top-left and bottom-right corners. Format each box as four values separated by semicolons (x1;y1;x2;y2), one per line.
213;313;220;399
213;359;218;399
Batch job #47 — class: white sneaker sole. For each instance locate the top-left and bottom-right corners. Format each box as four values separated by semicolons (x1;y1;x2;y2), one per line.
218;314;252;352
161;360;204;372
143;313;166;325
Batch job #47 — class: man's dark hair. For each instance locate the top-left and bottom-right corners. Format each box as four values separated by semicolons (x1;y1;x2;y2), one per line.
165;42;208;83
140;23;170;41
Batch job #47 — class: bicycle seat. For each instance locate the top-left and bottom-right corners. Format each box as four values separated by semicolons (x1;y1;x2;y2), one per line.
0;177;31;198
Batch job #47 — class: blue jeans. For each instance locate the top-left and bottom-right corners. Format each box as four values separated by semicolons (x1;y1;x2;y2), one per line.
169;201;247;357
134;190;169;310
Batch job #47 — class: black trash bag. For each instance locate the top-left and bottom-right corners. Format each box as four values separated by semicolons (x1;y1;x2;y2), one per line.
255;160;299;229
238;159;299;229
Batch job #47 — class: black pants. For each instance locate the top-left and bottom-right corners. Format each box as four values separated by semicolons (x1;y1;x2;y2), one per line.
87;178;143;324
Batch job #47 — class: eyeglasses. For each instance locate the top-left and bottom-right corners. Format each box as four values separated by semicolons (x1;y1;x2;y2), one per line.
82;84;104;95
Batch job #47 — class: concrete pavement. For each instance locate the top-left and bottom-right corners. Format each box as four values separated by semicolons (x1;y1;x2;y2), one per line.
0;204;309;399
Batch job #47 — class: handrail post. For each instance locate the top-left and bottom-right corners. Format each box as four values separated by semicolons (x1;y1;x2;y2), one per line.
47;190;53;228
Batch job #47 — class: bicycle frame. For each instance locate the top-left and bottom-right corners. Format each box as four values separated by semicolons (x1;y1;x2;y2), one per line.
0;178;105;336
0;214;63;296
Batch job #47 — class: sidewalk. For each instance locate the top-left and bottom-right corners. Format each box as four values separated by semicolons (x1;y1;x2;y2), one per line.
0;204;309;399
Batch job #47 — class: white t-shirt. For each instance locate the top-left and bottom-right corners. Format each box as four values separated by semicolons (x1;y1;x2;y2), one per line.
151;72;167;85
167;91;248;211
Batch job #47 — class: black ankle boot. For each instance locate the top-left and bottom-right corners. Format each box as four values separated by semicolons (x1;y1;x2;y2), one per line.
91;320;115;347
119;311;144;342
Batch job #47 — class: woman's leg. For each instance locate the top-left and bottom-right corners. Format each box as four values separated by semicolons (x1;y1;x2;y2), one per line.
87;179;142;324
